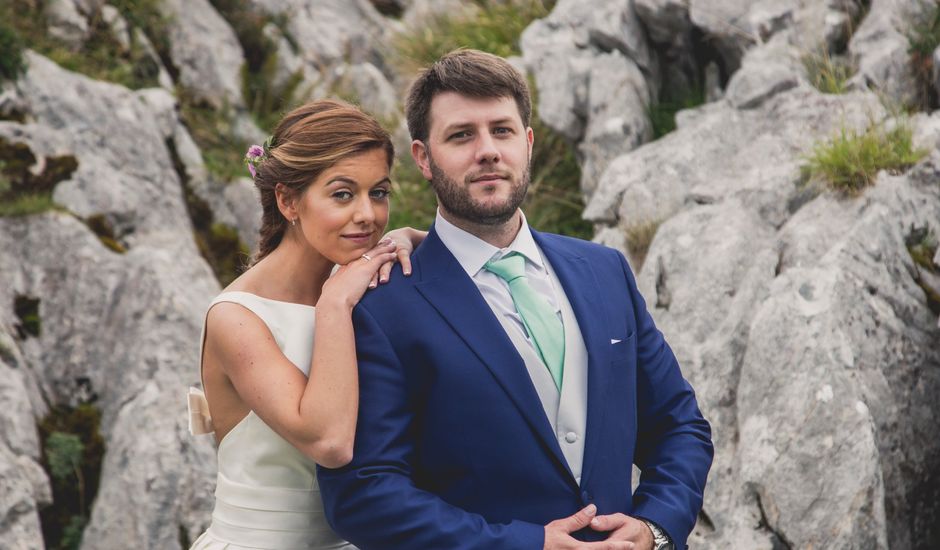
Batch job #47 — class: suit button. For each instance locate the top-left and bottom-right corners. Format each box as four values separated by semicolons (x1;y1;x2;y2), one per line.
565;431;578;443
581;490;592;502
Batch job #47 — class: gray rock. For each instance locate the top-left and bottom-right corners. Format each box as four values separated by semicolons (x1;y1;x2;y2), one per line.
332;62;401;124
253;0;389;71
848;0;934;109
599;79;940;547
133;28;176;92
261;22;305;93
521;19;592;141
521;0;657;197
162;0;246;110
725;36;800;110
100;4;131;53
0;51;219;548
46;0;89;49
579;51;652;197
0;446;50;550
634;0;691;44
587;88;883;233
933;45;940;102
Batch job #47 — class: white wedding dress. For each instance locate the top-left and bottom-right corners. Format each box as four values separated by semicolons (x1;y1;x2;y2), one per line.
188;291;356;550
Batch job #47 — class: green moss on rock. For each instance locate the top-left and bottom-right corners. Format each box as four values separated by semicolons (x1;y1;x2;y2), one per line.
39;403;105;550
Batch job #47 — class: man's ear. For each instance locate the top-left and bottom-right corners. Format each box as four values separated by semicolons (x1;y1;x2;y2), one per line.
411;140;433;180
526;126;534;158
274;183;298;222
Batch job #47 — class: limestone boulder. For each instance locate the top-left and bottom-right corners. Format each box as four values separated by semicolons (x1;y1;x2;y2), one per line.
0;52;219;548
521;0;655;197
161;0;246;110
848;0;936;109
45;0;89;49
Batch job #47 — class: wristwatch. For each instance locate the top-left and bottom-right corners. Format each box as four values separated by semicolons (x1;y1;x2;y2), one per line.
641;519;674;550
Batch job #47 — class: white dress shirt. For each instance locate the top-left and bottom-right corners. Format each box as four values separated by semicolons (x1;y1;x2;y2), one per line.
435;211;590;483
434;211;562;348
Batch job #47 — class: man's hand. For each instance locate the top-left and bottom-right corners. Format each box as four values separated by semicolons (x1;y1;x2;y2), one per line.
589;513;654;550
544;505;636;549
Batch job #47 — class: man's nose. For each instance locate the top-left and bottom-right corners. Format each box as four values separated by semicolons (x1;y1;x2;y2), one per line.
475;133;501;164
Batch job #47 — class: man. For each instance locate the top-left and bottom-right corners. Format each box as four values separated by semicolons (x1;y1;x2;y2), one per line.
318;49;713;550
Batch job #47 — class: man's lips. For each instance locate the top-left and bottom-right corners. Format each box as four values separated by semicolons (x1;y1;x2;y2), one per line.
470;173;510;183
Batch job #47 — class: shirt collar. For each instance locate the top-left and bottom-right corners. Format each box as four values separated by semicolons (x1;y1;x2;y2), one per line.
435;209;544;278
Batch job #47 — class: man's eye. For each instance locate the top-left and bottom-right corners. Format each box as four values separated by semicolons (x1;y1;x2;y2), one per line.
494;127;512;135
450;131;471;140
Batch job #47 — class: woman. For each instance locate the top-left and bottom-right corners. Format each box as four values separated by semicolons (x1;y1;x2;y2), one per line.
187;99;425;549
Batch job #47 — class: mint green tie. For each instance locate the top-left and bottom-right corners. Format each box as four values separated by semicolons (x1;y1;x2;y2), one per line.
484;253;565;391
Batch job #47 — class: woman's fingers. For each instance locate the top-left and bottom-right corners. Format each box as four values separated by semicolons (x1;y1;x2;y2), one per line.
398;247;412;276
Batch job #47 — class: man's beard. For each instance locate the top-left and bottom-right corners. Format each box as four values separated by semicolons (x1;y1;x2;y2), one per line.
427;152;530;226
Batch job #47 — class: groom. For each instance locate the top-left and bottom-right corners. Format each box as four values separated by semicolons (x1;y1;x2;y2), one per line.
318;49;713;550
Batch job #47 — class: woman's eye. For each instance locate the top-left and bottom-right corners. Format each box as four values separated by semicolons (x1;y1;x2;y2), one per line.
370;188;390;199
333;191;353;200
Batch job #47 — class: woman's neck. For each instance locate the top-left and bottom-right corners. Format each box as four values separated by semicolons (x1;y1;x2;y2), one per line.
241;236;335;307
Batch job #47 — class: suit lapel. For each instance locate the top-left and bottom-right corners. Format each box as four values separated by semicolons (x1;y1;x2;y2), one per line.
533;231;611;489
414;229;572;474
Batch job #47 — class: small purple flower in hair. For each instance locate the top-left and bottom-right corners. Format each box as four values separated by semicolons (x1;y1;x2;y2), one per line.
245;144;265;178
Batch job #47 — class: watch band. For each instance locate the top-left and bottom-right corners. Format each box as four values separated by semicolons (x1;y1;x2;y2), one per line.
641;519;674;550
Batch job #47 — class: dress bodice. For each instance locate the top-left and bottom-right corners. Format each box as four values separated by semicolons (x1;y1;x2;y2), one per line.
189;291;354;550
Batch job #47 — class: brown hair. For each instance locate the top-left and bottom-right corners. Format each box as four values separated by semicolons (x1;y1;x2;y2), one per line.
251;99;394;264
405;48;532;143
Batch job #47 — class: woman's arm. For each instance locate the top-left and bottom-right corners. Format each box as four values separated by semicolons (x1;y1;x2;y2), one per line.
205;241;398;468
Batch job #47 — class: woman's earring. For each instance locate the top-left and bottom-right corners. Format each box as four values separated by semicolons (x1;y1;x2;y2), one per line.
291;218;297;227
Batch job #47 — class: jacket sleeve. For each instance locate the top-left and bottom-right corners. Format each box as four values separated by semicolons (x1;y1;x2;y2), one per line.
616;250;714;550
317;304;544;550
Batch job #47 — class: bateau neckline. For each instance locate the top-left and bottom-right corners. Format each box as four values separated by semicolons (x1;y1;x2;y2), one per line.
218;290;317;310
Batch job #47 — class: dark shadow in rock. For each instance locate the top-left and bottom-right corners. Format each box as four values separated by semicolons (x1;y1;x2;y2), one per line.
83;214;128;254
0;137;78;217
13;295;40;339
166;137;248;286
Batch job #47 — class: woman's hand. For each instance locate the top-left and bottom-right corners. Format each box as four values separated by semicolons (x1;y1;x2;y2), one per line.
376;227;429;284
319;239;398;311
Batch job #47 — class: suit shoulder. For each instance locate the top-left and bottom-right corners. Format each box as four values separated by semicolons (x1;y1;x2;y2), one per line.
539;232;626;261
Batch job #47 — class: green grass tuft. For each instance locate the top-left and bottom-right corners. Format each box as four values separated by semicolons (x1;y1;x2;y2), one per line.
0;20;27;83
803;50;855;95
802;121;927;194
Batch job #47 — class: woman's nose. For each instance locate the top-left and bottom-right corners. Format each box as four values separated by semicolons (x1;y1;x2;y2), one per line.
352;196;375;224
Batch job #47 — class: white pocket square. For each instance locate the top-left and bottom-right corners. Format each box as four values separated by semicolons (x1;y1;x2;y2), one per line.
611;339;622;344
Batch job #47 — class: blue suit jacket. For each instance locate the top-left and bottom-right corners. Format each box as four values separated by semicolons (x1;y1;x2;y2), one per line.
318;227;713;549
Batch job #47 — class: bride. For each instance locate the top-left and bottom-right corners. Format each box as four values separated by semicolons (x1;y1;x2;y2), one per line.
187;99;425;549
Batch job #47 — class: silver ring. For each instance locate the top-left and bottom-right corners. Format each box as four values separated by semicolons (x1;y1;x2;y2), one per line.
361;254;372;262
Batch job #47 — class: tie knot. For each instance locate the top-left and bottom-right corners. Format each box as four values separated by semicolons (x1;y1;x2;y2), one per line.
484;253;526;283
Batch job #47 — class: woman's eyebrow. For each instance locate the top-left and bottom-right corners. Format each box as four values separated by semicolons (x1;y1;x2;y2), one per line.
325;176;359;187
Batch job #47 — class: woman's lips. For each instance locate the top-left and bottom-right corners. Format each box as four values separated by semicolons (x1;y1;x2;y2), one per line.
342;232;374;244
